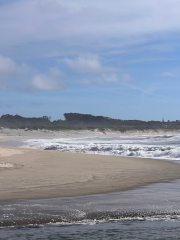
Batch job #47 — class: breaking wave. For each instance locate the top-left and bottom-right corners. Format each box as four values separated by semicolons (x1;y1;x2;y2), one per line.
22;134;180;161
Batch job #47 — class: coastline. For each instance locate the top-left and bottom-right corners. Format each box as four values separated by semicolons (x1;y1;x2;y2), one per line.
1;127;180;143
1;145;180;201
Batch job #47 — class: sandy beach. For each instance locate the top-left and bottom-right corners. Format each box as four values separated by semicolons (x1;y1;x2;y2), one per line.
1;143;180;201
1;127;180;142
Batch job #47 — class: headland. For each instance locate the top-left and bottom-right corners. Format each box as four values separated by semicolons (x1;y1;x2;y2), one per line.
1;112;180;132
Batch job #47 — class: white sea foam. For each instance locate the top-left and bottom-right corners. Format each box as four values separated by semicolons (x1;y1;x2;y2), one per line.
22;135;180;161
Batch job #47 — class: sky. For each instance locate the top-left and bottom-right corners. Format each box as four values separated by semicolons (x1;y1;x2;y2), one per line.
0;0;180;121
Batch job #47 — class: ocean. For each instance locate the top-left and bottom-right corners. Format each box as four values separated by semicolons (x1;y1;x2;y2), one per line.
22;134;180;161
1;134;180;239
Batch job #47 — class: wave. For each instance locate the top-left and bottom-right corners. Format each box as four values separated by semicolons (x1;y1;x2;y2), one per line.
21;135;180;161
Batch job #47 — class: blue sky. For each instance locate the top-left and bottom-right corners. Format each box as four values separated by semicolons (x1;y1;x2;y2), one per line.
0;0;180;121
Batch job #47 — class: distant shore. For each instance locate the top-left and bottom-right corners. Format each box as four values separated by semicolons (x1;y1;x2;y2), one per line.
1;113;180;131
1;127;180;144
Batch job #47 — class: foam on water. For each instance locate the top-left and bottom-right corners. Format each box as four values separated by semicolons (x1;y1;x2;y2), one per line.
22;134;180;161
1;179;180;228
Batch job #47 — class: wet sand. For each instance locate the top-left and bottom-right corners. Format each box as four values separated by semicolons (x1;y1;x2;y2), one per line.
1;145;180;201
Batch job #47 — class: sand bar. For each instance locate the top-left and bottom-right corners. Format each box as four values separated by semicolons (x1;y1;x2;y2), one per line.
1;145;180;201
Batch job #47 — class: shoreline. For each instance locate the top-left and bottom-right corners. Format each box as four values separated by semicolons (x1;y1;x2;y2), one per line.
1;145;180;201
1;178;180;228
1;127;180;142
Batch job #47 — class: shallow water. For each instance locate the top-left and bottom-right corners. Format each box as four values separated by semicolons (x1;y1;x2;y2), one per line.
1;220;180;240
1;180;180;227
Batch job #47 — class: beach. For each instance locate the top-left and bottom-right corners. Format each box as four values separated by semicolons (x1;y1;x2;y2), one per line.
1;142;180;201
1;129;180;238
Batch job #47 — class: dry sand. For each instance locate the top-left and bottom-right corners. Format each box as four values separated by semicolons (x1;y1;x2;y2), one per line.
1;145;180;201
1;127;180;144
0;147;25;158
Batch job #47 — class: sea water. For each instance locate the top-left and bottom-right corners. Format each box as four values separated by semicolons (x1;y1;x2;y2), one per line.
1;134;180;239
22;134;180;161
1;180;180;239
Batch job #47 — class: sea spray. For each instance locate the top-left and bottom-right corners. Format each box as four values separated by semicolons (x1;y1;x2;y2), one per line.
22;135;180;161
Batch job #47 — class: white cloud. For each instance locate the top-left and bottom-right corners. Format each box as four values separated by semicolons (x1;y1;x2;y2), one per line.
65;55;118;73
78;73;119;84
31;75;63;91
30;67;65;91
0;54;33;76
0;54;64;91
49;67;63;77
1;0;180;52
66;55;103;73
0;55;17;73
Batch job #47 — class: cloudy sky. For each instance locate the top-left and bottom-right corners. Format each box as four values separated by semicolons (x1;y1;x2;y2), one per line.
0;0;180;120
